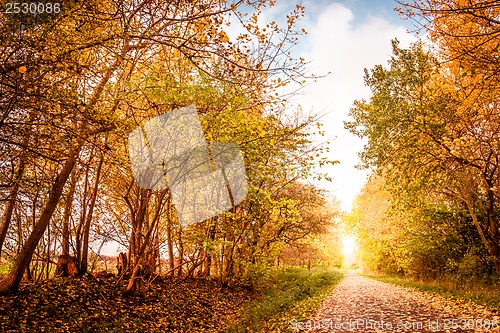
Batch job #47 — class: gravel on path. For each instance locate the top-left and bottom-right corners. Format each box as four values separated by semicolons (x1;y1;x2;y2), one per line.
290;272;500;332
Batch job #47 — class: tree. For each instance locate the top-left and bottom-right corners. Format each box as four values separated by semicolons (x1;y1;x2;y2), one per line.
397;0;500;88
346;40;500;272
345;172;493;280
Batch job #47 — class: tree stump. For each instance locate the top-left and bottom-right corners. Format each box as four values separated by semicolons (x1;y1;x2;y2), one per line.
117;252;128;276
55;255;79;277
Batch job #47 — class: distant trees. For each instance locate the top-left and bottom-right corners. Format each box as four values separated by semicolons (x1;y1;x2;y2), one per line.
0;0;334;295
344;174;493;280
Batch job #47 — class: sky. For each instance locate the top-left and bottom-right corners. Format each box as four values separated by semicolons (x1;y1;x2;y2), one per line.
266;0;417;211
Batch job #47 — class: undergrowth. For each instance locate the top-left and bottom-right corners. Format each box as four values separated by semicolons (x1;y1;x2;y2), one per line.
226;267;344;333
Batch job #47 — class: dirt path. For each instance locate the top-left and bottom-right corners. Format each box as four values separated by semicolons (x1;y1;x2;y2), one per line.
290;272;500;332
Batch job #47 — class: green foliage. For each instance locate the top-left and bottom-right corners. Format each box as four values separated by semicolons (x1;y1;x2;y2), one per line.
346;173;497;283
390;204;484;279
226;268;344;333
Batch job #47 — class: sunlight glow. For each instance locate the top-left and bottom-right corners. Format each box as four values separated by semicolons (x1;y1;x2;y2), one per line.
341;234;357;259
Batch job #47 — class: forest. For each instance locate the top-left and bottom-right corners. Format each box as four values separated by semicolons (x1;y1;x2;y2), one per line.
345;0;500;286
0;0;340;288
0;1;343;331
1;0;500;332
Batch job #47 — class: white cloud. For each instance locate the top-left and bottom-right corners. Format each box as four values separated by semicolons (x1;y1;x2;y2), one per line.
297;2;416;211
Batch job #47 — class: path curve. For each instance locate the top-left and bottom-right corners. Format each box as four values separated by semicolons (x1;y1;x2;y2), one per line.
291;272;500;332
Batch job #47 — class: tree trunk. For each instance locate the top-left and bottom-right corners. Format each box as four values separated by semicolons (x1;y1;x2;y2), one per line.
0;149;79;294
166;199;175;276
177;229;184;277
123;189;148;294
75;157;90;272
79;151;104;275
123;257;145;297
124;190;166;295
59;170;77;277
126;189;149;277
45;221;51;280
124;202;157;296
117;252;128;276
203;218;217;277
221;249;234;287
463;190;500;273
0;153;26;256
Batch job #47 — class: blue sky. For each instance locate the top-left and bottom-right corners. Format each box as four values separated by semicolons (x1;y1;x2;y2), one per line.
304;0;410;25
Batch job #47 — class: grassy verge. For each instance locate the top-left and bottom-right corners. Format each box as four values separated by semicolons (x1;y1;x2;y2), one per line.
226;267;345;333
367;274;500;311
0;263;10;276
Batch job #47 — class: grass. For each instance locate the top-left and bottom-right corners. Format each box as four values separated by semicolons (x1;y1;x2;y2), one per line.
367;274;500;311
0;263;10;276
226;267;345;333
